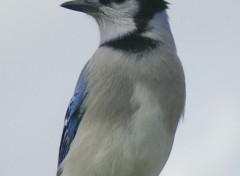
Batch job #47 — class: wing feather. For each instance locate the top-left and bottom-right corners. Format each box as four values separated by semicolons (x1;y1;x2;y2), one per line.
57;63;89;166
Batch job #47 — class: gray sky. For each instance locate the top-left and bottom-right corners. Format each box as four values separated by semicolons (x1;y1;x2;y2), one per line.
0;0;239;176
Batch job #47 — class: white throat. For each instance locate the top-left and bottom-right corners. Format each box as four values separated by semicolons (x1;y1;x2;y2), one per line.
95;0;139;44
96;15;137;44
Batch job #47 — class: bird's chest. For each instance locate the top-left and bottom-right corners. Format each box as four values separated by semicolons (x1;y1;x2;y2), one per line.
65;51;181;176
86;48;182;128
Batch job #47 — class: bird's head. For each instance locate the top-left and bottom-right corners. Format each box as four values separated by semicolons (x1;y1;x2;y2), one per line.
61;0;168;18
61;0;174;50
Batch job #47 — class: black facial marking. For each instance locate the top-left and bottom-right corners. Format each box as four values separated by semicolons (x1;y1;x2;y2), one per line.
99;0;110;5
101;32;158;53
114;0;126;3
135;0;169;33
99;0;168;53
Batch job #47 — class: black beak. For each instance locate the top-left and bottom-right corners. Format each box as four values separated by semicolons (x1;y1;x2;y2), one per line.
61;1;101;14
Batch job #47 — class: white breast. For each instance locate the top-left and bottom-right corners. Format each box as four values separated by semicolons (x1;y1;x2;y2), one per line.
127;83;175;176
60;47;184;176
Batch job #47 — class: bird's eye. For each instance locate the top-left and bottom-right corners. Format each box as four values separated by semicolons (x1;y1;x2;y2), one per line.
99;0;111;5
114;0;126;3
99;0;126;5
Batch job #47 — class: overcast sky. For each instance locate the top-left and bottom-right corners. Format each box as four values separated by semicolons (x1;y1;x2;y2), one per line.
0;0;240;176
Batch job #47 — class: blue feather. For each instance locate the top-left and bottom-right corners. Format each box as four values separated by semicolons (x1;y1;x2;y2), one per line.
58;63;89;166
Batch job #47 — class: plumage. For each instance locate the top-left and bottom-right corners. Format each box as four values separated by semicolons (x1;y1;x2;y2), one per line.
58;63;89;166
57;1;185;176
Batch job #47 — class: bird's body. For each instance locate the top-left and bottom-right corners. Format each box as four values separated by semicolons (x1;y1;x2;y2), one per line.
57;1;185;176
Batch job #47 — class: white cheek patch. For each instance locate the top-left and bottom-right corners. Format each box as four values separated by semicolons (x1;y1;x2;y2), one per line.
96;0;140;43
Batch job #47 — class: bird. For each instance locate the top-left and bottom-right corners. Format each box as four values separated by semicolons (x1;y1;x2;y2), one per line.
57;0;185;176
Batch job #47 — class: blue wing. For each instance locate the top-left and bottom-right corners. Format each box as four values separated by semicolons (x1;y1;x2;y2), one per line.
57;63;89;166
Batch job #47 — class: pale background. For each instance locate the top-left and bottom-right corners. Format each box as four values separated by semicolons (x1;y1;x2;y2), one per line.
0;0;239;176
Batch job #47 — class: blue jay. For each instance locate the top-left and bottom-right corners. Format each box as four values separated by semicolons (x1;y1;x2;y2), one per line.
58;0;185;176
